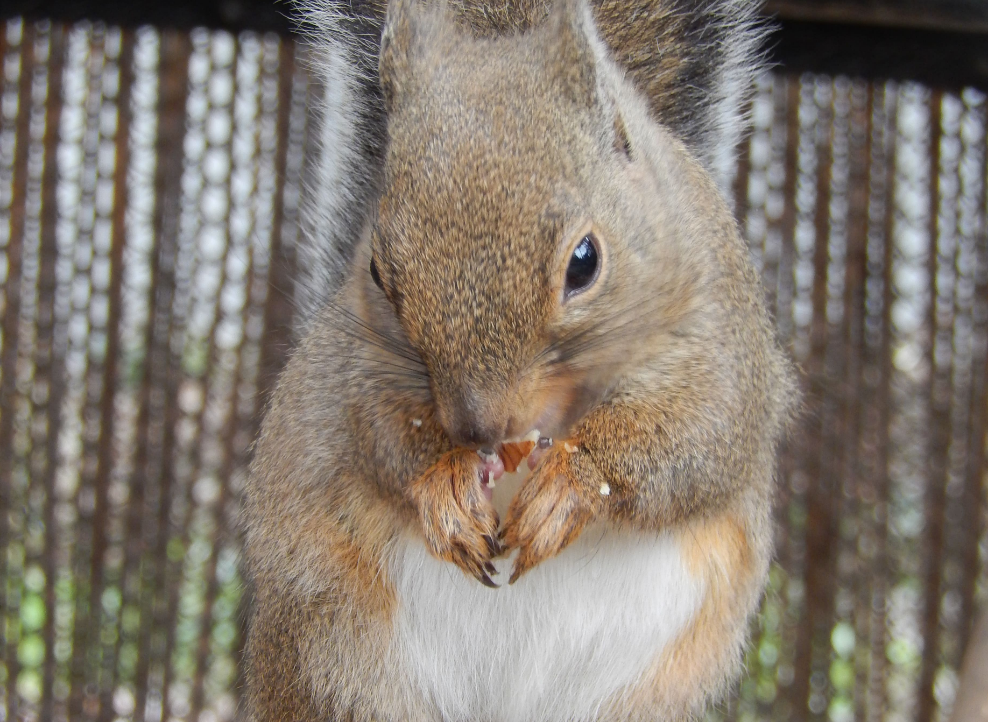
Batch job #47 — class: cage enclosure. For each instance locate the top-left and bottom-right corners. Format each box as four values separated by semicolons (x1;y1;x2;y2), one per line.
0;2;987;721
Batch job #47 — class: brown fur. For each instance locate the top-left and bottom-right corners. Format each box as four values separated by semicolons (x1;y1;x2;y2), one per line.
445;0;758;157
603;511;766;719
243;0;795;719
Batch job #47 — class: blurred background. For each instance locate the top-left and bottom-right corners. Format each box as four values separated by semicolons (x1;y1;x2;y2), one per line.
0;1;987;721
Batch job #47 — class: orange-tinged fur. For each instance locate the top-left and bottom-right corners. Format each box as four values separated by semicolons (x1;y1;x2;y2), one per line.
408;448;502;583
605;513;763;719
500;438;602;582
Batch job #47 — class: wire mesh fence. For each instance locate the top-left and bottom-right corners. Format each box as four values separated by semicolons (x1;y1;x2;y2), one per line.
0;16;986;722
0;20;302;721
723;73;988;722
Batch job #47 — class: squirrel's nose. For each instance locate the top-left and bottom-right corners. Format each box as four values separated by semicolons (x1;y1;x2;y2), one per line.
451;418;505;448
450;423;503;448
441;388;508;448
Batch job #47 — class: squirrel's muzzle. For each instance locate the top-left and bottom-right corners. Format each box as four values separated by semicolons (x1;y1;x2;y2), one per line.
437;386;509;448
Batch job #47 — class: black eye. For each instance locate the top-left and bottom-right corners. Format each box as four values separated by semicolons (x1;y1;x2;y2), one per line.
564;234;600;297
370;258;384;290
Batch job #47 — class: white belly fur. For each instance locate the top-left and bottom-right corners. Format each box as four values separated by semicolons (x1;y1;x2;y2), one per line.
390;468;705;722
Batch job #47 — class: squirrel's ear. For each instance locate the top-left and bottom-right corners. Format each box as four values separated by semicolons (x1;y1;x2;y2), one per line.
542;0;599;109
379;0;412;111
380;0;435;111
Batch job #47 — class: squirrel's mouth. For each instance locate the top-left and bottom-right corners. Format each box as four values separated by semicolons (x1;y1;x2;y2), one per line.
475;430;552;507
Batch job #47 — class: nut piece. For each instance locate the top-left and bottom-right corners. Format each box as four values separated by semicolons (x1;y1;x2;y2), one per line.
599;482;611;496
498;441;536;473
497;429;542;473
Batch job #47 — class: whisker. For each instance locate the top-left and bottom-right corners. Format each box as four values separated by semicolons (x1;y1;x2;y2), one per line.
552;291;691;365
336;353;427;376
332;308;425;365
357;365;429;380
320;299;428;367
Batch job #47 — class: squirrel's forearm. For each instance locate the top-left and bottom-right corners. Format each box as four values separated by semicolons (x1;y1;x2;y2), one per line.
359;399;452;498
576;393;751;530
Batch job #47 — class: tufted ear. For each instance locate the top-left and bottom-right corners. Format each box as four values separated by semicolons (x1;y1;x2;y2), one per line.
379;0;411;111
379;0;440;112
541;0;600;109
542;0;634;158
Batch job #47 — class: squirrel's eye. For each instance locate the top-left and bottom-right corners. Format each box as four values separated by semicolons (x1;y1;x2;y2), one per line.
370;258;384;290
564;233;600;298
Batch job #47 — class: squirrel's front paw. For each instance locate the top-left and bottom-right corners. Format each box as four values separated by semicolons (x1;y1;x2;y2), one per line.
500;440;606;583
408;448;503;587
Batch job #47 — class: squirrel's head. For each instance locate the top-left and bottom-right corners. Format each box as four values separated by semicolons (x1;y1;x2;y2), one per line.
367;0;704;447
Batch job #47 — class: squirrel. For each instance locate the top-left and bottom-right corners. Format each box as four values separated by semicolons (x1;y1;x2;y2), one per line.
242;0;797;719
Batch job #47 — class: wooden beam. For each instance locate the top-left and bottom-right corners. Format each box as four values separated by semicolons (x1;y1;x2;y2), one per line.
766;0;988;34
768;18;988;91
2;1;987;88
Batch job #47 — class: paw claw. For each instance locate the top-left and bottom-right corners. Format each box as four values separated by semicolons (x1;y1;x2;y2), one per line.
509;571;521;585
508;555;532;584
484;534;504;558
